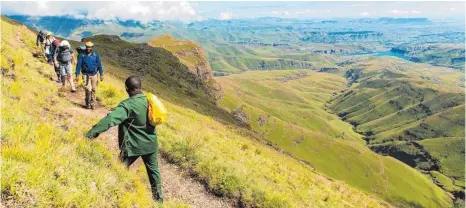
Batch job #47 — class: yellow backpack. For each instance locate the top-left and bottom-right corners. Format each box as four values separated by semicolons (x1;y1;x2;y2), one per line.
147;93;167;126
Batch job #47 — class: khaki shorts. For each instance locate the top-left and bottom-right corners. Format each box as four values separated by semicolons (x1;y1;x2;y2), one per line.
83;74;98;92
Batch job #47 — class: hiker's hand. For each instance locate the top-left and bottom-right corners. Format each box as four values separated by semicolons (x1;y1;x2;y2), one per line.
54;62;59;68
100;75;104;82
85;132;99;139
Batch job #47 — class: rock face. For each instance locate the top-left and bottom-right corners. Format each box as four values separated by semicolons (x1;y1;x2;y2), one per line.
148;35;223;101
148;35;212;81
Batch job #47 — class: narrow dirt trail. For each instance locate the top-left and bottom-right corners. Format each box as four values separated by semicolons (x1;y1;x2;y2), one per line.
57;79;234;208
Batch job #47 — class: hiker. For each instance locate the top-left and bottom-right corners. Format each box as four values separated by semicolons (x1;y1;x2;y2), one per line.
85;76;163;203
76;38;87;55
53;40;77;92
49;38;61;82
44;32;56;63
75;41;103;109
36;30;46;56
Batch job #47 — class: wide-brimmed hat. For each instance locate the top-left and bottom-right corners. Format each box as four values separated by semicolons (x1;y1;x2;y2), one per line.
85;41;94;47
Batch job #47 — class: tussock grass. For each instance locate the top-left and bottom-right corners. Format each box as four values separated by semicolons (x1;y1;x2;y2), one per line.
96;77;126;108
0;17;169;207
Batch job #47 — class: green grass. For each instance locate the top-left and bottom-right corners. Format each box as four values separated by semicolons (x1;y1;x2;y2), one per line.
148;34;203;68
326;57;465;194
430;171;463;193
419;138;465;186
1;18;157;207
217;69;453;207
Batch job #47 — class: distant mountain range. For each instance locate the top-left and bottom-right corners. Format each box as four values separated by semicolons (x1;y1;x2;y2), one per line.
8;15;464;73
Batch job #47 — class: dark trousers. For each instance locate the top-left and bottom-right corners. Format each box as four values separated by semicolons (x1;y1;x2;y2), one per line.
120;151;163;202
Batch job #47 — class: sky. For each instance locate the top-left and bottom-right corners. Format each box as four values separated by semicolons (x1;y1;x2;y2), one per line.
1;1;464;22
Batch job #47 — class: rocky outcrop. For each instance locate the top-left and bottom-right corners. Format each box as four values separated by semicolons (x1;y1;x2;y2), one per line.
148;34;223;101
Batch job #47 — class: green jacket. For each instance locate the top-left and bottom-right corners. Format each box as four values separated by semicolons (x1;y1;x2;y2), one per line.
86;93;157;156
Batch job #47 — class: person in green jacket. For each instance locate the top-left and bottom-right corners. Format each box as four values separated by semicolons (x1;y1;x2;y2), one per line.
85;76;163;202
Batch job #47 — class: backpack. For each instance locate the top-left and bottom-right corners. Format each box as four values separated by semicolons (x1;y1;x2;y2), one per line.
57;46;72;63
146;93;167;126
80;52;98;73
38;31;46;42
45;37;55;46
52;39;60;47
76;45;86;54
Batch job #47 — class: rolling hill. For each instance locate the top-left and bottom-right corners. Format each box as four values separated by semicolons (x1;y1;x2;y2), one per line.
326;56;465;201
216;68;454;207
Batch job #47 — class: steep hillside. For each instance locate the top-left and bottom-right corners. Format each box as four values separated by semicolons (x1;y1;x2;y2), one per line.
327;56;465;201
72;35;232;124
147;34;223;100
216;69;453;207
0;16;160;207
148;34;213;81
2;16;395;208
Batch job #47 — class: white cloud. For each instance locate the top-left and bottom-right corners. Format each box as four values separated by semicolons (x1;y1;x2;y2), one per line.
219;12;234;20
1;1;202;22
360;12;370;16
390;9;422;15
450;8;455;11
270;10;290;16
270;9;330;17
391;9;408;14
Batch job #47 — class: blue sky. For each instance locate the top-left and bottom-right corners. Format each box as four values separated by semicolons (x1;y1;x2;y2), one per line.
1;1;464;22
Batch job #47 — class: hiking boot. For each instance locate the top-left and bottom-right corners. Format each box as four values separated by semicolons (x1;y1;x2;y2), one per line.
71;88;77;93
90;103;95;110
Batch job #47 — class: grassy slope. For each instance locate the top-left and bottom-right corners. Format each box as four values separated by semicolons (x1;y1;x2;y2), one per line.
327;57;465;193
419;137;465;190
1;17;393;207
147;34;202;68
216;69;452;207
0;17;160;207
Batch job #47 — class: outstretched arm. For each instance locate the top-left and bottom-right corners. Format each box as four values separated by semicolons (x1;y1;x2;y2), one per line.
96;53;104;81
85;104;129;139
